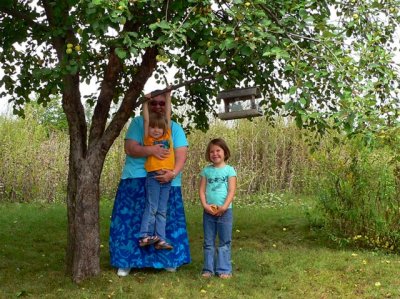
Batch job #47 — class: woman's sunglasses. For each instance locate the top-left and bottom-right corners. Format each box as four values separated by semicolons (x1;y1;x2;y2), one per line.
150;101;166;107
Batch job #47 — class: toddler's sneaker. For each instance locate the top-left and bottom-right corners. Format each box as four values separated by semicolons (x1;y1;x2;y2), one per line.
154;240;173;250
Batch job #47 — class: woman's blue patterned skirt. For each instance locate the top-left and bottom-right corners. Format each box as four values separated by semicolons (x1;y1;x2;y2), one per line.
109;178;191;269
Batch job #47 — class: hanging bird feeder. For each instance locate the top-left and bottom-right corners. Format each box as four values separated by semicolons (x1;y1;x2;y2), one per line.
217;86;263;120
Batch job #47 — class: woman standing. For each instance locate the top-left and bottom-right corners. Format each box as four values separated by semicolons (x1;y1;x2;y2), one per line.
109;89;191;276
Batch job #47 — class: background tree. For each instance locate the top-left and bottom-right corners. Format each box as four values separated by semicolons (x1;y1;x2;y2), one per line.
1;0;399;282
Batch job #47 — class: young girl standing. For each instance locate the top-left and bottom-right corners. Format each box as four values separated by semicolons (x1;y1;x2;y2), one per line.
199;138;237;279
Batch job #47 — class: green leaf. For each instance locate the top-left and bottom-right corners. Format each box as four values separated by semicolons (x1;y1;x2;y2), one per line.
197;55;208;66
299;98;307;106
261;19;272;27
115;48;127;59
223;38;236;50
240;46;252;56
177;33;187;44
289;86;297;95
299;8;308;18
129;47;138;56
285;101;294;110
269;47;290;59
66;64;79;75
150;20;170;30
149;23;158;31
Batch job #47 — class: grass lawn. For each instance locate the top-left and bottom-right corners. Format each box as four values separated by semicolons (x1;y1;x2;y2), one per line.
1;198;400;298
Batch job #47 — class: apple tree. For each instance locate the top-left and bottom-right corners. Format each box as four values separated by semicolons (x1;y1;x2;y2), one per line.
1;0;399;282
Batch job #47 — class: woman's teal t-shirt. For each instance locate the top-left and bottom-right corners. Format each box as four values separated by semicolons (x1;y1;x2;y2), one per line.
121;116;188;187
200;164;237;208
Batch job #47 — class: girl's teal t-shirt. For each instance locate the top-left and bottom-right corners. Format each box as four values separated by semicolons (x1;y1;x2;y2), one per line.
200;164;237;208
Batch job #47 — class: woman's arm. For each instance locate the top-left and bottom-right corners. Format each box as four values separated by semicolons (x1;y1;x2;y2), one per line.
125;139;169;159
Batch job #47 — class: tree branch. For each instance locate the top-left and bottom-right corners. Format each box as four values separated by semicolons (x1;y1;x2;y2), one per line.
138;66;234;104
98;47;158;155
88;17;143;148
88;48;123;145
165;0;170;21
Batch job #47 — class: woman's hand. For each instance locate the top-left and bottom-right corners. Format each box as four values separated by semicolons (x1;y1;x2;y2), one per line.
155;169;175;183
151;144;170;160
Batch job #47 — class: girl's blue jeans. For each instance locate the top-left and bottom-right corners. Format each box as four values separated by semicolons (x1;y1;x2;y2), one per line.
139;171;171;241
202;208;233;275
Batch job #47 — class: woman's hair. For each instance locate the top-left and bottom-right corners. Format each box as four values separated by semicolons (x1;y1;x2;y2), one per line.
205;138;231;162
149;112;167;133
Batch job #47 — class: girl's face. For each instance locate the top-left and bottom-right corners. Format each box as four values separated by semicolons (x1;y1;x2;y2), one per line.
149;126;164;139
209;144;225;166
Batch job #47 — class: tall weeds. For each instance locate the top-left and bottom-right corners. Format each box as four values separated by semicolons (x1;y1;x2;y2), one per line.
0;110;68;203
183;118;312;201
309;135;400;252
0;114;313;203
0;110;127;203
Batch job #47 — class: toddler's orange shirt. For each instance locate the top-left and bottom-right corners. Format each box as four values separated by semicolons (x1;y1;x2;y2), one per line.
144;128;175;172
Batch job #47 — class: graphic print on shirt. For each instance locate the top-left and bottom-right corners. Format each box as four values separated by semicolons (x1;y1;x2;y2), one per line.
208;176;228;192
154;139;171;149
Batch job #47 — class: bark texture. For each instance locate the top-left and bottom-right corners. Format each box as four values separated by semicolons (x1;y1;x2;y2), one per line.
66;160;102;282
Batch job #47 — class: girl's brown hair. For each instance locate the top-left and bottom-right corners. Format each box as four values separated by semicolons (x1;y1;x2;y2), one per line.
205;138;231;162
149;112;167;133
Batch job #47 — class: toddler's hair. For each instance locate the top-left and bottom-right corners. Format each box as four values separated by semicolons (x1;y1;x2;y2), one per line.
149;112;167;133
205;138;231;162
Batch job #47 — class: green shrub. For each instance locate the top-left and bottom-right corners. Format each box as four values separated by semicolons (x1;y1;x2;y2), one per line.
310;135;400;252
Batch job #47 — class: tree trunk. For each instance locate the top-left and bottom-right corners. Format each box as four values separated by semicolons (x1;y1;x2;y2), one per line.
65;156;103;283
59;44;157;283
